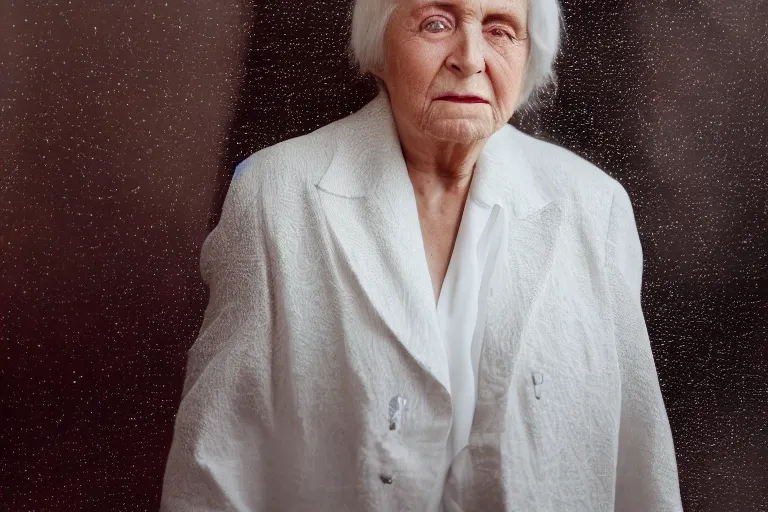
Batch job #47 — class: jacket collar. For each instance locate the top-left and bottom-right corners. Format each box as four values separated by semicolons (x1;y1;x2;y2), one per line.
317;90;556;220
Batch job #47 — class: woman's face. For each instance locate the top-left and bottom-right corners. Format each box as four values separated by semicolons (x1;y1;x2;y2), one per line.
375;0;530;145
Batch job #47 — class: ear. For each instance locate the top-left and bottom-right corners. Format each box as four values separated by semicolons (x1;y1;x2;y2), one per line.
369;65;389;94
369;59;386;81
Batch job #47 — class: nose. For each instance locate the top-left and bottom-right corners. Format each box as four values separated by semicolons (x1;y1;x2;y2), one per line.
446;27;485;76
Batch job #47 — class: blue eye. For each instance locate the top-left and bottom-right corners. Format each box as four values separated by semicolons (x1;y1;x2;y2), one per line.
424;19;449;32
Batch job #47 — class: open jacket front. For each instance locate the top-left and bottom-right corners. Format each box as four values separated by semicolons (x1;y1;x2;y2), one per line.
161;92;683;511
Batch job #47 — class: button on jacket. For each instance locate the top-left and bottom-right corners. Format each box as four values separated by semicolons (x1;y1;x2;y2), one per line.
160;92;683;511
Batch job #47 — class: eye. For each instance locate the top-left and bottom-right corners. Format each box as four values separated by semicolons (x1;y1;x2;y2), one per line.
423;18;450;33
489;27;513;40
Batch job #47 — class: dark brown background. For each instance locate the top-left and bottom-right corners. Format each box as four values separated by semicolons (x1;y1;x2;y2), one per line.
1;1;766;510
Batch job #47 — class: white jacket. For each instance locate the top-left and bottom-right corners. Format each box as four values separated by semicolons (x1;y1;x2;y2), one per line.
160;92;683;511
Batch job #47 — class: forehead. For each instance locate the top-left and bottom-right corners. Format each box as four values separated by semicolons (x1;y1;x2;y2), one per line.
403;0;528;17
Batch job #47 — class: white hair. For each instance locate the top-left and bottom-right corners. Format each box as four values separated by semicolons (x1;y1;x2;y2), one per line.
347;0;564;110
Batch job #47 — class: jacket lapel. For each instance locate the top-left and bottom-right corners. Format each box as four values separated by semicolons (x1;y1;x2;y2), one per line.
315;92;451;394
470;127;564;437
439;129;566;508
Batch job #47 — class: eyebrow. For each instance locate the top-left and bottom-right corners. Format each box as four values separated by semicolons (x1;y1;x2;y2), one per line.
413;1;525;25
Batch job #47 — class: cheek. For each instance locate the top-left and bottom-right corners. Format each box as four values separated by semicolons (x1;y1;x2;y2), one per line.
391;42;442;86
489;54;528;102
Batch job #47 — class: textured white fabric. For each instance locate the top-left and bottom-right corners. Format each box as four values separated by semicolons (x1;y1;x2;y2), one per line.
160;91;684;511
436;196;503;462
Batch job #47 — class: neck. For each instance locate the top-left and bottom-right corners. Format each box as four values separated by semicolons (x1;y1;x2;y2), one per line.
393;115;488;208
394;111;488;199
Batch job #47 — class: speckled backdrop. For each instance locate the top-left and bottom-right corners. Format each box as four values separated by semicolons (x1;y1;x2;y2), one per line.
1;1;766;511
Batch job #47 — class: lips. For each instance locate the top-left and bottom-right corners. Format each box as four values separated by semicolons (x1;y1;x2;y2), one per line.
437;95;488;104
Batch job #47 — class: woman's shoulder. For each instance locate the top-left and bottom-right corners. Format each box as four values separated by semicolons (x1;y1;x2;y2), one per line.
233;119;344;187
502;125;632;210
231;96;388;194
507;126;621;188
494;126;640;250
222;107;375;234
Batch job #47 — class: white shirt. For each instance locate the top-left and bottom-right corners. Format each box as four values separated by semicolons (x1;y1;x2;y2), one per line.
436;193;505;461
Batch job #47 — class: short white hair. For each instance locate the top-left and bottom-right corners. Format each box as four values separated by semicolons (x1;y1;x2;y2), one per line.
347;0;564;111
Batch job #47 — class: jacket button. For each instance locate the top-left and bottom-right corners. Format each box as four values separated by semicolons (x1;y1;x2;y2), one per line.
380;475;394;485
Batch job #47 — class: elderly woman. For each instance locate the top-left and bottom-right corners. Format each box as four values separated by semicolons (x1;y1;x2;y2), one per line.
161;0;683;510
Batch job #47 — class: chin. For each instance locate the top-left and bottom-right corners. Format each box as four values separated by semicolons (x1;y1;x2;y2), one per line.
426;118;495;144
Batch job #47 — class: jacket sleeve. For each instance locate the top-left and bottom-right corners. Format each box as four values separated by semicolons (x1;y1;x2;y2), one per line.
160;163;274;511
605;183;684;511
